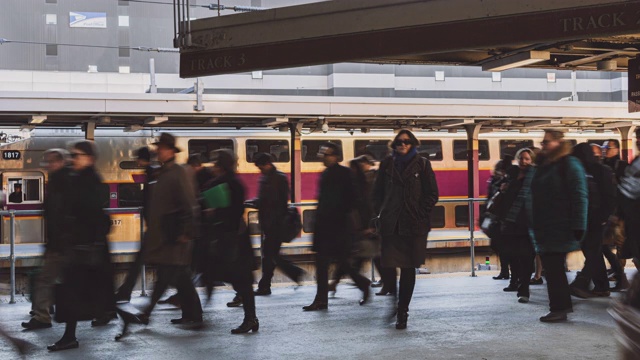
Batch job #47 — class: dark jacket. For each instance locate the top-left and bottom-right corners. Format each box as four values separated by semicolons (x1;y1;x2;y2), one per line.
204;172;255;283
528;143;588;254
373;155;439;237
144;158;197;266
8;191;22;203
44;166;72;252
587;162;616;228
313;163;356;256
255;167;289;236
495;168;534;256
353;169;375;231
141;164;158;223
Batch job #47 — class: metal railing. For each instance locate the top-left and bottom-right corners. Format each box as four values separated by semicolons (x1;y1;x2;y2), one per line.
1;198;486;304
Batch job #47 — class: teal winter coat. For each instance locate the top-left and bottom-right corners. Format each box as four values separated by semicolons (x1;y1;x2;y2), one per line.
527;144;588;254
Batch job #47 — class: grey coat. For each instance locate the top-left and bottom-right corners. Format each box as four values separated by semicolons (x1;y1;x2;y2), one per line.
143;159;197;266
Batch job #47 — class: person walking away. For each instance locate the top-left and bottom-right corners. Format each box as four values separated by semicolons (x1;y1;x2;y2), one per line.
250;153;304;295
569;143;616;298
115;147;157;303
528;130;587;323
47;141;114;351
617;129;640;285
303;142;371;311
372;130;439;329
202;149;259;333
22;149;71;330
123;133;202;328
495;148;536;303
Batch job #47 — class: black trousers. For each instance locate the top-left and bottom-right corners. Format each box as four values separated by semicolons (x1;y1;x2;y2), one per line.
499;253;511;277
116;242;145;301
374;257;398;293
576;225;609;291
541;252;572;312
144;265;202;320
314;253;369;304
603;245;624;279
258;233;303;290
232;281;256;321
398;268;416;310
511;253;535;297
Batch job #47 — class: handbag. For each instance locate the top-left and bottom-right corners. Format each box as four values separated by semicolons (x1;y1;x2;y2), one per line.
603;218;625;247
281;206;302;243
352;231;381;259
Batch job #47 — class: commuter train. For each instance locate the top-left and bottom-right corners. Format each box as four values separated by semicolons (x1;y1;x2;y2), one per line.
0;128;621;251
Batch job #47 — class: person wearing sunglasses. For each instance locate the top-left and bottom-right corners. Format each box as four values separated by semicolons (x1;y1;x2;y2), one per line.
372;130;439;329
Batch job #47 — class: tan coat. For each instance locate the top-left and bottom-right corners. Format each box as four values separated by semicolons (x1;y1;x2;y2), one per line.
143;159;197;266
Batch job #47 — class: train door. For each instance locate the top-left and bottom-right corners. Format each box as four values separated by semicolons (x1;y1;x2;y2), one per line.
2;171;45;244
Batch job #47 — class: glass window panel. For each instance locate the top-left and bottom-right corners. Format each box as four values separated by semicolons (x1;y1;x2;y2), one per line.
453;140;490;161
118;183;144;207
245;140;289;163
302;209;316;233
301;140;343;162
418;140;443;161
188;140;234;163
499;140;533;159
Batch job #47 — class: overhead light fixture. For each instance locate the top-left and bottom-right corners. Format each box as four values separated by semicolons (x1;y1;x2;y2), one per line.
501;120;512;126
482;51;550;72
145;116;168;125
206;117;219;125
262;117;288;126
578;120;588;127
98;116;111;124
124;125;143;132
29;115;47;124
520;129;529;134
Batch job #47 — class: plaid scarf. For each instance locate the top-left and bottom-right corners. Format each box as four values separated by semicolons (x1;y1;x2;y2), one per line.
505;167;534;223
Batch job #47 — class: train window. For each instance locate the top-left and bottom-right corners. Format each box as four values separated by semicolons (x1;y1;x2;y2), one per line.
499;140;534;159
246;140;290;163
587;139;609;146
118;183;144;208
430;206;445;229
455;204;487;227
6;176;43;204
188;140;234;163
354;140;390;161
247;211;261;236
302;209;316;233
418;140;443;161
453;140;490;161
302;140;343;162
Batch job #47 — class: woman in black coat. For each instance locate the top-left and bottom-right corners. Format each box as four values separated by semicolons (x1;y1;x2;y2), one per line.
48;141;113;351
372;130;439;329
203;149;258;334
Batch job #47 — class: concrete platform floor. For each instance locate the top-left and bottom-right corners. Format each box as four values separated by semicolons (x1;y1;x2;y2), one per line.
0;271;631;360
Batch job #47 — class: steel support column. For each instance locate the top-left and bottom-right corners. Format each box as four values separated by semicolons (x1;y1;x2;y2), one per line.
464;123;482;228
618;126;637;163
289;121;302;203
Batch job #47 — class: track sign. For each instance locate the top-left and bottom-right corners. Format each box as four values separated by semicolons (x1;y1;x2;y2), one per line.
2;151;20;160
629;57;640;113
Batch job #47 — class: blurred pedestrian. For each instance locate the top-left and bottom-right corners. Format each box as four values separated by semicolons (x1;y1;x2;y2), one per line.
202;149;259;333
603;139;622;172
250;152;304;296
617;129;640;280
47;141;114;351
22;149;70;330
494;148;536;303
569;143;616;299
591;143;603;163
115;146;157;303
529;130;588;323
488;157;517;281
303;142;371;311
372;130;439;329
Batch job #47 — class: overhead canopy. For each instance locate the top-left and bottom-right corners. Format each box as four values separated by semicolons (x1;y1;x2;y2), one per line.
179;0;640;77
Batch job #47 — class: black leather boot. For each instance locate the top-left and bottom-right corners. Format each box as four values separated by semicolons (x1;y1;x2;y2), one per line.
396;308;408;330
231;318;259;334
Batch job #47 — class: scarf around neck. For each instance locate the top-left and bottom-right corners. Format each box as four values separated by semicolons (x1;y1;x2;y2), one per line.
393;147;417;173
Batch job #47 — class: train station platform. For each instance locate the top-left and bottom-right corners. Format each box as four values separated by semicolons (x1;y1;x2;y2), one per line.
0;270;629;359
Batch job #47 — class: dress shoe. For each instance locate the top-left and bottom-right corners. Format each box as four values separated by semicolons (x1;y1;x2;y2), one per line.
396;308;408;330
539;311;568;322
371;280;383;288
302;302;328;311
503;285;518;292
359;286;370;306
517;296;529;303
231;318;259;334
21;318;52;330
91;311;118;327
375;288;396;296
570;286;595;299
227;295;243;308
530;277;544;285
171;317;203;325
493;274;509;280
47;339;79;352
254;288;272;296
158;294;181;308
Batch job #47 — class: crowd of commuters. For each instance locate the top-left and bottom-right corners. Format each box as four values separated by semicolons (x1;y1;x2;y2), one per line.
10;127;640;353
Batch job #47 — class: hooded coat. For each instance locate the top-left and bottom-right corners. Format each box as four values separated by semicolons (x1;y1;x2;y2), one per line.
527;142;588;254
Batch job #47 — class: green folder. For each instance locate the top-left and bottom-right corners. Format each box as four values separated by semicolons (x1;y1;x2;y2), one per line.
203;183;231;209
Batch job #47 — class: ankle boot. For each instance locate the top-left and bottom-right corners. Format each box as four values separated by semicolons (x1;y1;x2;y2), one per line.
396;308;408;330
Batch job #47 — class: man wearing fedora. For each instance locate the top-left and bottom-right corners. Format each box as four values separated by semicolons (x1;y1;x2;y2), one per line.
138;133;203;325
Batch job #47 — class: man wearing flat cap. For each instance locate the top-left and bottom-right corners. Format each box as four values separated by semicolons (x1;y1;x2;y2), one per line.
140;133;203;324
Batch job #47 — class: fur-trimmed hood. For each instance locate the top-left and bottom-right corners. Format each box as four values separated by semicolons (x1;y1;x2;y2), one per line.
535;141;573;166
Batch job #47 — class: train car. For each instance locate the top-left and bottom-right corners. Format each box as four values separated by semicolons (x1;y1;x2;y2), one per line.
0;128;623;254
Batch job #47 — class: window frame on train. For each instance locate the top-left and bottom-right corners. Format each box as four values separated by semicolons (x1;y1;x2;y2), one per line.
418;140;443;161
430;205;446;229
301;140;343;162
3;172;44;205
302;209;316;233
245;139;290;163
188;139;235;163
117;183;144;208
452;140;491;161
499;139;534;159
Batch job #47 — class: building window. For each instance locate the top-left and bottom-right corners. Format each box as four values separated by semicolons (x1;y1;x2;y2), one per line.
45;44;58;56
118;15;130;27
246;140;289;163
492;72;501;82
119;66;131;74
251;71;263;79
188;139;235;163
117;183;144;207
119;47;130;57
499;140;534;159
452;140;490;161
301;140;343;162
45;14;57;24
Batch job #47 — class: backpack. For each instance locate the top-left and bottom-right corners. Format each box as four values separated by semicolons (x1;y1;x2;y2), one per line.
281;205;302;243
